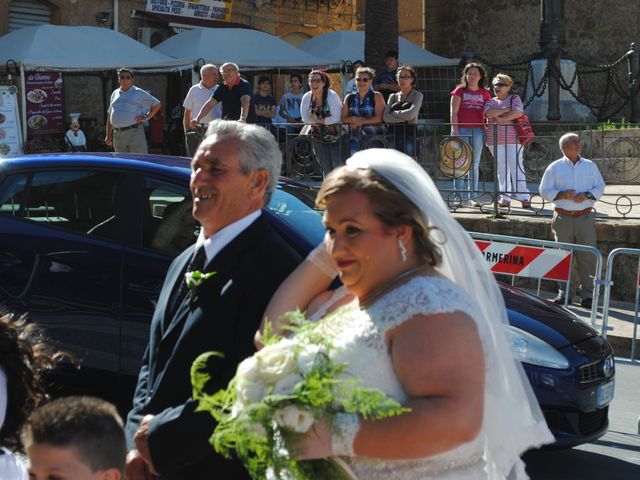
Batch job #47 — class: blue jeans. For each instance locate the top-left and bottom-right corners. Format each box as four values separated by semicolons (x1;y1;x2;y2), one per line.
452;127;484;199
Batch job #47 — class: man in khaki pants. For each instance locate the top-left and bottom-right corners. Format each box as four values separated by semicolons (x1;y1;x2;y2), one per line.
539;133;605;308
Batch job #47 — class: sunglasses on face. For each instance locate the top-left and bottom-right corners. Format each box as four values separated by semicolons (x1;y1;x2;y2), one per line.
119;75;132;80
355;77;371;82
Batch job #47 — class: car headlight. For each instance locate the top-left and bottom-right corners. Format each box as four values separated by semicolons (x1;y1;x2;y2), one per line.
509;326;569;369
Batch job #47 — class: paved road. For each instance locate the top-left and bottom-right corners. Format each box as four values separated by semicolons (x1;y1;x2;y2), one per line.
524;359;640;479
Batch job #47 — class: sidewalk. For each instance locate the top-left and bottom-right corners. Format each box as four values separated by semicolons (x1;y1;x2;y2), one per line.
537;290;639;359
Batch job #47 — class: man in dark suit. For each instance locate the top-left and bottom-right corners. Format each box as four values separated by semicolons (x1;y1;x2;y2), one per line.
124;119;301;479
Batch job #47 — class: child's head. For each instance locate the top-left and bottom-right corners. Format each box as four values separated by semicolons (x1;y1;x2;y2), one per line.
22;396;125;480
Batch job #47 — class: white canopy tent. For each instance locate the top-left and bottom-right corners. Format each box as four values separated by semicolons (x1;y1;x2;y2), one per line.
0;25;192;72
153;27;335;71
298;30;459;68
0;25;192;143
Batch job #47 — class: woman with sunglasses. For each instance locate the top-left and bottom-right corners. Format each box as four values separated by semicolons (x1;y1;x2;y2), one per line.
383;65;423;158
341;66;386;156
483;74;531;208
450;63;492;205
300;70;343;176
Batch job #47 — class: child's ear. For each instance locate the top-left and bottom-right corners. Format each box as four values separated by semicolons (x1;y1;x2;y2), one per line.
99;468;121;480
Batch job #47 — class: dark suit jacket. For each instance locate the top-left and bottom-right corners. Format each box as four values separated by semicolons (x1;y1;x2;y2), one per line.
125;213;300;479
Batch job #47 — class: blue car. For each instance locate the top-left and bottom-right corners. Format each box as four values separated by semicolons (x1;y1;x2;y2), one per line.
0;153;614;448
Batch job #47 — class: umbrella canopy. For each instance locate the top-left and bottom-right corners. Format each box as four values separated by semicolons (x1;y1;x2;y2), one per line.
0;25;191;72
299;30;459;67
154;27;334;70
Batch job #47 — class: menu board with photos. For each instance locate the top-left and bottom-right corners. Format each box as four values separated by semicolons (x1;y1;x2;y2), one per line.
25;71;64;136
0;86;23;156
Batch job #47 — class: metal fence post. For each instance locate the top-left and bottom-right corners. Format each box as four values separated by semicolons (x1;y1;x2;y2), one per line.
627;42;640;123
546;36;561;121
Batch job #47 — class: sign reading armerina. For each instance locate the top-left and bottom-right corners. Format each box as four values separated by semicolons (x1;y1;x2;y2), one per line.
146;0;232;21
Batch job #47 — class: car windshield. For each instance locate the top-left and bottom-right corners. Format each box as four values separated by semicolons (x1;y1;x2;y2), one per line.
268;183;325;246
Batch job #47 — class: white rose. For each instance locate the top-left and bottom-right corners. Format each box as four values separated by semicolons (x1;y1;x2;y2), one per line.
296;343;322;374
273;373;303;396
236;355;260;383
274;405;315;433
255;340;297;384
236;378;267;405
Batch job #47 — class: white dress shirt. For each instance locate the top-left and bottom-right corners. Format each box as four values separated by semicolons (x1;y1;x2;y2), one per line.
539;156;605;210
195;210;261;265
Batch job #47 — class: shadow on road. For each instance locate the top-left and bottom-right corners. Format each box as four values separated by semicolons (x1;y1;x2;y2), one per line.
524;446;640;479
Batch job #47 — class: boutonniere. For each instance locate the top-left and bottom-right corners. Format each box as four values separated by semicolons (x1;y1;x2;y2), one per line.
185;270;216;304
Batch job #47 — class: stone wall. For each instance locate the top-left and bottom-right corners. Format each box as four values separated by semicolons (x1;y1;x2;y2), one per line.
424;0;640;121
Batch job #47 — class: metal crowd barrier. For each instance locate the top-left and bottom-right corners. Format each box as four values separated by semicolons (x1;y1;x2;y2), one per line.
600;248;640;360
469;231;604;326
271;121;640;219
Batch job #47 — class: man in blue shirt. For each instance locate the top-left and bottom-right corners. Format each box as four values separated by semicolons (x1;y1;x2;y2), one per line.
105;68;161;153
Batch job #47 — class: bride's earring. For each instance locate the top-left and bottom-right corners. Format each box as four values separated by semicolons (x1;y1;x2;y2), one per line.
398;239;407;262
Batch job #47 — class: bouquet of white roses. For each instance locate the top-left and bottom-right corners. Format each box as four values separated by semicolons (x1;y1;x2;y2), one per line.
191;310;409;480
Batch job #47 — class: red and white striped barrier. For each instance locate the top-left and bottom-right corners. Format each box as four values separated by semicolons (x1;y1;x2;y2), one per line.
475;240;571;281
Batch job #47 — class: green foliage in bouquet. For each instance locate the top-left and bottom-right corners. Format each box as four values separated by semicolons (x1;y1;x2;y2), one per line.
191;309;410;480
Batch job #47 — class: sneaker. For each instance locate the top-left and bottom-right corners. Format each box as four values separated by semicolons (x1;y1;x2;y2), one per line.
581;297;593;309
498;200;511;208
521;200;531;208
552;294;565;305
469;200;482;207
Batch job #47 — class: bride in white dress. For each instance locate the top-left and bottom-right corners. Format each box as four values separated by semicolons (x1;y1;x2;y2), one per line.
257;149;553;479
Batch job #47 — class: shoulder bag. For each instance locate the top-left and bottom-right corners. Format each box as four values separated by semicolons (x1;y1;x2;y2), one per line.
510;95;534;146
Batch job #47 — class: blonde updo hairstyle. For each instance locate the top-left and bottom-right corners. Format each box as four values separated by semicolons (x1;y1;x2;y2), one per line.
316;166;442;267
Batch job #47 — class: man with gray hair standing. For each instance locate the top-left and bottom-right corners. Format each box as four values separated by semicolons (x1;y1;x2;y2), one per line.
105;67;161;153
124;120;300;479
183;64;222;157
539;133;605;308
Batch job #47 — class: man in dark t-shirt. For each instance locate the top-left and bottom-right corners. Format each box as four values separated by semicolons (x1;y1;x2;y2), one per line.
191;62;256;125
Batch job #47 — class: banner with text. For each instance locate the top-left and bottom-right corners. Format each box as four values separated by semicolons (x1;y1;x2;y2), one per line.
146;0;233;21
25;72;64;136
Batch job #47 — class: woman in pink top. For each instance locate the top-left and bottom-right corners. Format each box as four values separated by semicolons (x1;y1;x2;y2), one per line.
483;73;531;208
450;63;492;205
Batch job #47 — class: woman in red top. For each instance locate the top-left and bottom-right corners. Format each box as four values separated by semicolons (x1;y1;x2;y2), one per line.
450;63;492;206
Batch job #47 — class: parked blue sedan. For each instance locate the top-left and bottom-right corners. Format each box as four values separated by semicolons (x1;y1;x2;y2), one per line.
0;153;614;448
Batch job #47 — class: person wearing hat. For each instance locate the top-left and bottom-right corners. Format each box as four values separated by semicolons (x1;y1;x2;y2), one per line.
374;50;401;102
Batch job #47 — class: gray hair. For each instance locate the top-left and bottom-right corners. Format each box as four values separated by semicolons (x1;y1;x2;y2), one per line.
220;62;239;73
559;132;580;152
204;120;281;204
200;64;218;77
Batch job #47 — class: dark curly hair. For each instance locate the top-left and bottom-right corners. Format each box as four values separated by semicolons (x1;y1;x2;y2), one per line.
0;312;62;452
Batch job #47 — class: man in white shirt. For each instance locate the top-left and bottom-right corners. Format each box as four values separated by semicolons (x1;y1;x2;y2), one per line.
539;133;606;308
183;64;222;157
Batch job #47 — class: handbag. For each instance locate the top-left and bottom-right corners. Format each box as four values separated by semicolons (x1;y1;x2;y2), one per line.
510;96;534;146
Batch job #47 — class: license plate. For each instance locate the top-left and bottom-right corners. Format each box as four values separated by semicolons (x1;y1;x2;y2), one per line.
597;380;615;408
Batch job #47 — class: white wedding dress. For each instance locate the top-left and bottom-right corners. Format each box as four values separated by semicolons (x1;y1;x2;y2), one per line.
309;275;488;479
